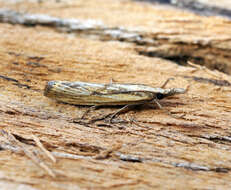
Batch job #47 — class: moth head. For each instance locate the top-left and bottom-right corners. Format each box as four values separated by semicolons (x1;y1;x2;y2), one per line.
156;88;186;99
44;81;60;97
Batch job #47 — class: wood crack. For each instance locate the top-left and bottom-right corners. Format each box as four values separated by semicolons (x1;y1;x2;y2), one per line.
2;9;231;74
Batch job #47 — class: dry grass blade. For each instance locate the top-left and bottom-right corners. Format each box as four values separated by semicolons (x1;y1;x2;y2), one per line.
0;130;56;178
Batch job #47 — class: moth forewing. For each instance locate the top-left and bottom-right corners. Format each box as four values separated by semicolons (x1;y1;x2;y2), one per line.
44;81;186;106
44;81;157;105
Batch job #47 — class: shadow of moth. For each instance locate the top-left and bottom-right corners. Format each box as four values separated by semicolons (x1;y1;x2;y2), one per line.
44;81;186;106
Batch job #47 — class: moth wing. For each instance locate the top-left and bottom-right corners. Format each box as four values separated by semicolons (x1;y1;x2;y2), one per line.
45;81;155;105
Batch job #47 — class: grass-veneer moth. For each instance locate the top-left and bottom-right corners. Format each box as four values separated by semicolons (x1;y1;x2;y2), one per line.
44;80;186;120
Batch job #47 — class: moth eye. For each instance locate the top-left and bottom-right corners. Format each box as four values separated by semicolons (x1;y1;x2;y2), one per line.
156;93;164;100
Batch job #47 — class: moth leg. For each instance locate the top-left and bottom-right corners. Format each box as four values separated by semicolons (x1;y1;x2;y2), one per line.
152;99;184;119
153;99;174;117
109;104;137;123
152;99;163;109
161;78;174;88
81;105;101;119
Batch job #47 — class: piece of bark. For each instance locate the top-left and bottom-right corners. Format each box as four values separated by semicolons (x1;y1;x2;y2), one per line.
0;0;231;189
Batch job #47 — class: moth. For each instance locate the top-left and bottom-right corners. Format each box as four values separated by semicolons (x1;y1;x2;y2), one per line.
44;80;186;119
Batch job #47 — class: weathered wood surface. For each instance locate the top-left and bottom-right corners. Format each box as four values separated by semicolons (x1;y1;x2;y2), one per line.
0;0;231;189
139;0;231;18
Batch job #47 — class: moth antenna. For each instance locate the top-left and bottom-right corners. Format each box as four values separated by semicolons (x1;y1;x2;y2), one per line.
161;78;174;88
